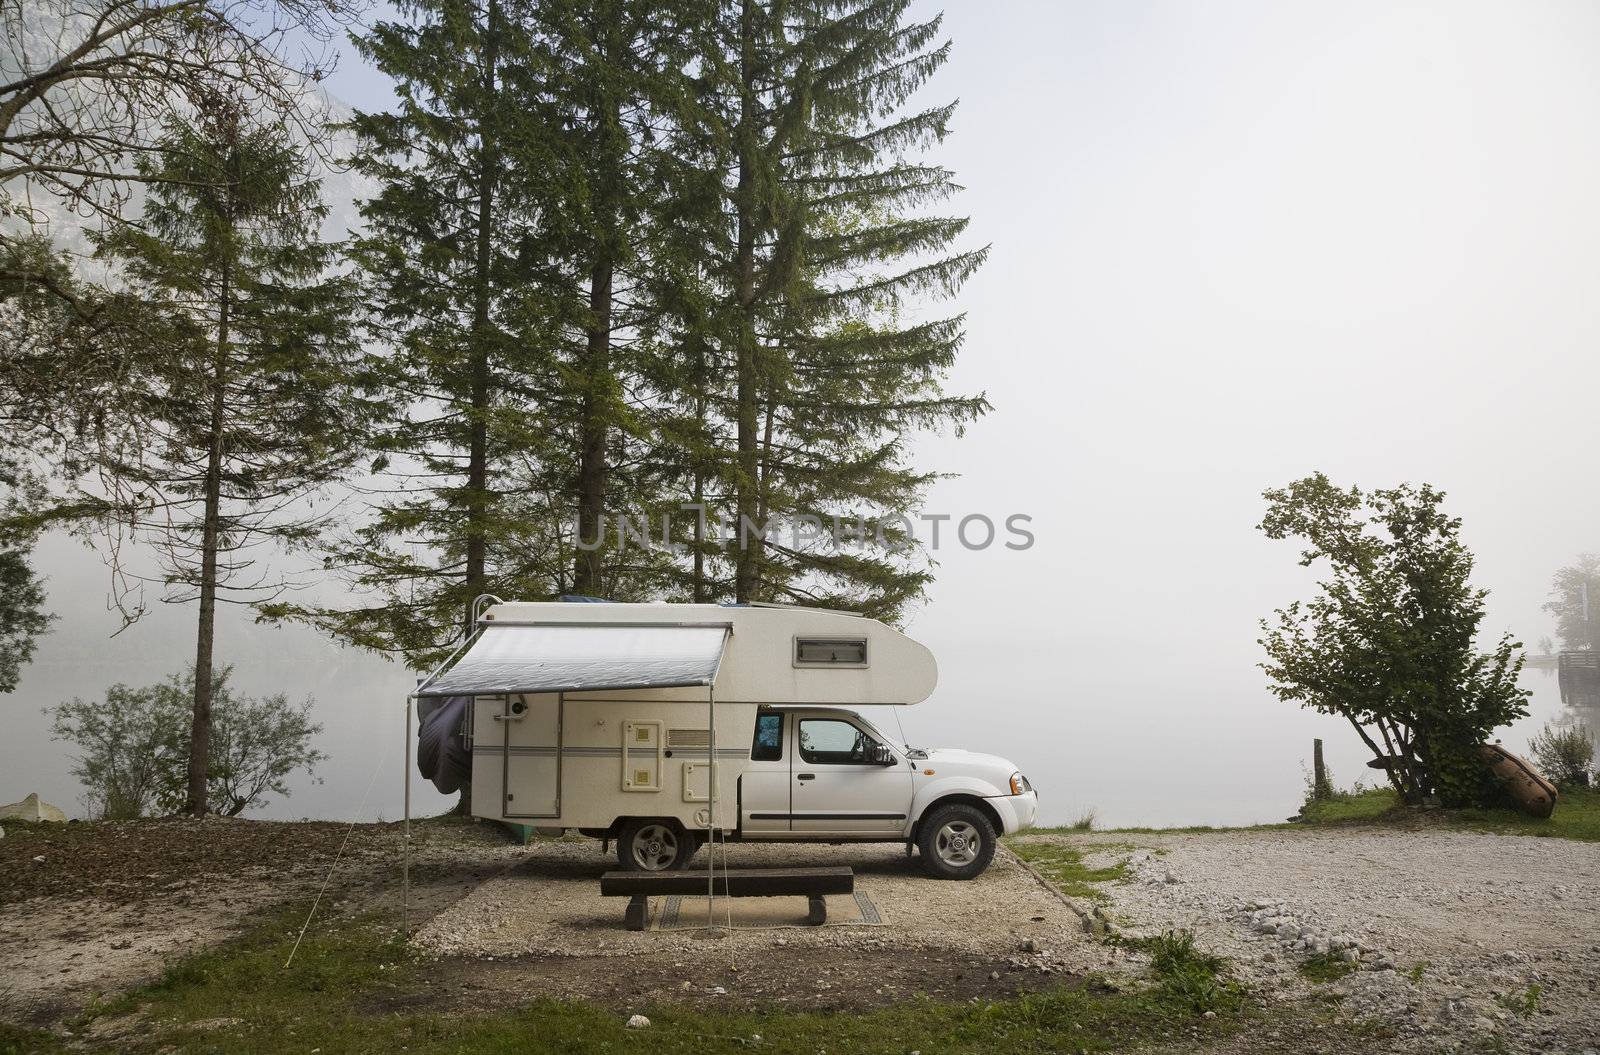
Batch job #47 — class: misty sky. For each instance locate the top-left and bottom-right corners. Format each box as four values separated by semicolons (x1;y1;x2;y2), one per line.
7;1;1599;827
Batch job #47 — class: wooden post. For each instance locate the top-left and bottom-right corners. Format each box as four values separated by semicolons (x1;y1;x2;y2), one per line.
1312;737;1327;801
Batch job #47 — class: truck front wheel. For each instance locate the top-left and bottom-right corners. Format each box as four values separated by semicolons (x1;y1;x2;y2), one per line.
917;803;996;880
615;818;698;871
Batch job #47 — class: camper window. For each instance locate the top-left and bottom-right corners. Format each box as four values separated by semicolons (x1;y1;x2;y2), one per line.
751;712;783;761
794;636;868;667
798;718;879;765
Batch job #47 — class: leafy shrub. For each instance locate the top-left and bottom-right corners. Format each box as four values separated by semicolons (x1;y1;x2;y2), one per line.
50;666;325;818
1528;722;1593;789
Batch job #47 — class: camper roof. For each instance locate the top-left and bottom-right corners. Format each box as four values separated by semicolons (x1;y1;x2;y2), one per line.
418;601;936;705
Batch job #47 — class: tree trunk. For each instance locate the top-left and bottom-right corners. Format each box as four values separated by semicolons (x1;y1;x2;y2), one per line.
732;0;760;603
187;258;230;816
463;0;501;638
573;259;612;594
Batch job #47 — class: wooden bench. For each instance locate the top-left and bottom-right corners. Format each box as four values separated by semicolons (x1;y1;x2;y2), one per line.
600;866;855;931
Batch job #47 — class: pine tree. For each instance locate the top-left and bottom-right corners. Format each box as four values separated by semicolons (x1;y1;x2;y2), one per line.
83;103;372;814
306;0;572;667
515;0;709;601
688;0;989;617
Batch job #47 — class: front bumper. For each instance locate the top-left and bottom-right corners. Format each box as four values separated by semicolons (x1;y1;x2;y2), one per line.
986;789;1040;835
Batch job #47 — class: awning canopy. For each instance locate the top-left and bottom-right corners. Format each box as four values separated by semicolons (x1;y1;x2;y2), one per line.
415;623;729;699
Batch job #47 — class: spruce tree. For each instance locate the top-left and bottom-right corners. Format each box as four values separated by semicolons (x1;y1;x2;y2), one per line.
695;0;989;617
83;103;372;814
516;0;707;601
308;0;571;666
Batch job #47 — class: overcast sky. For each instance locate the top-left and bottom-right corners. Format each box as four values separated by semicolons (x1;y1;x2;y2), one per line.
7;0;1598;827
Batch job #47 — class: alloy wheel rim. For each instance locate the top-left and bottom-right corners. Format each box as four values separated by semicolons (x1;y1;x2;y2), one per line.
634;824;678;870
936;820;980;865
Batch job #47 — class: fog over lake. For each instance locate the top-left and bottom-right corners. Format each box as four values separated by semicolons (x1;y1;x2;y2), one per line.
7;1;1600;827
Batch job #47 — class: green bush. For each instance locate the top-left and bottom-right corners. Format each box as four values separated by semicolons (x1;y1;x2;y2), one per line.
1527;722;1593;789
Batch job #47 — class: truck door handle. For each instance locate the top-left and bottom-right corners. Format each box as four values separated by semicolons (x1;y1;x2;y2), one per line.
797;773;815;781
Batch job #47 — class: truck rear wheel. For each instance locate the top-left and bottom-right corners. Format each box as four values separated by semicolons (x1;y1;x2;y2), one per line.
917;803;996;880
615;818;698;871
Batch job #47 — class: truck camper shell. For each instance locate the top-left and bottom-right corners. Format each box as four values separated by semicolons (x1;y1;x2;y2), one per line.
411;600;938;833
401;598;1035;895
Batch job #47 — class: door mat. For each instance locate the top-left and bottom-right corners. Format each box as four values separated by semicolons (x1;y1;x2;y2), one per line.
651;891;886;931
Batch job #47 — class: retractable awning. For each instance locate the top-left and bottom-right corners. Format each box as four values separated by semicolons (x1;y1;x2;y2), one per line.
414;623;729;698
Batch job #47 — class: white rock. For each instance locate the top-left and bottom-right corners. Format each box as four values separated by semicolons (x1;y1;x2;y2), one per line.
31;855;44;864
626;1014;650;1029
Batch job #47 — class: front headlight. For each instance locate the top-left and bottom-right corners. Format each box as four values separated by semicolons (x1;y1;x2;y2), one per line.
1010;772;1031;795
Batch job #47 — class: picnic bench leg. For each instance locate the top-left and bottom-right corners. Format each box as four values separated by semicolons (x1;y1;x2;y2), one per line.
625;895;648;931
807;895;826;926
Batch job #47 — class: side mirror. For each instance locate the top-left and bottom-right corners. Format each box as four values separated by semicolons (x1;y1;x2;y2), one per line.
869;742;895;765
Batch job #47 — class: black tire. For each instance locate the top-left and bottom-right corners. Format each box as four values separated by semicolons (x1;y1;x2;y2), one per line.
615;818;697;872
916;803;996;880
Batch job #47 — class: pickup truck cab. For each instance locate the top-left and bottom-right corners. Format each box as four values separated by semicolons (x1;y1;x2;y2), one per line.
677;706;1038;880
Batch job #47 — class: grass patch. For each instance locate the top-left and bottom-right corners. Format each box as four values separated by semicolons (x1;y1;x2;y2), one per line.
1295;786;1600;842
1132;930;1243;1014
1298;787;1403;825
1296;952;1357;984
1007;840;1129;900
55;903;1251;1055
1494;984;1542;1017
1;1022;71;1055
1447;787;1600;842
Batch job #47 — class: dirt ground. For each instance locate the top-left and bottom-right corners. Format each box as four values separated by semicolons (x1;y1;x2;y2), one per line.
0;815;526;1024
6;816;1600;1054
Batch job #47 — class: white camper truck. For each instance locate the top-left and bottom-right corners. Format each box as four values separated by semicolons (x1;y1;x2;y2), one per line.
414;600;1037;880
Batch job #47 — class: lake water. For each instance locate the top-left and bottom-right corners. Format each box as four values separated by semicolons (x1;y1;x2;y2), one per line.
4;534;1589;828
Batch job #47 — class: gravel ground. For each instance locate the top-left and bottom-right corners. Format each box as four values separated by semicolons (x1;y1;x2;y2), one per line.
413;839;1094;970
1023;828;1600;1054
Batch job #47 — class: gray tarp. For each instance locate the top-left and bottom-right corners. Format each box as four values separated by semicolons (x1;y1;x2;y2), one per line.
415;623;728;699
416;696;472;793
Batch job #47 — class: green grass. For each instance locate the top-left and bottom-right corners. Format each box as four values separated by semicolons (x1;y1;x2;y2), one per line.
1493;984;1542;1017
1448;787;1600;841
1028;785;1600;843
1296;786;1600;842
7;903;1252;1055
1007;840;1130;900
1296;952;1357;984
1120;930;1243;1014
1297;788;1403;825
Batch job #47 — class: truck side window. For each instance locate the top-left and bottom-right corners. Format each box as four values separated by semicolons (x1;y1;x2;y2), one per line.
751;713;784;761
798;719;877;765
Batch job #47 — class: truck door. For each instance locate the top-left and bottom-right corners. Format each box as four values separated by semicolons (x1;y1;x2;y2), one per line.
739;710;791;833
791;715;913;836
